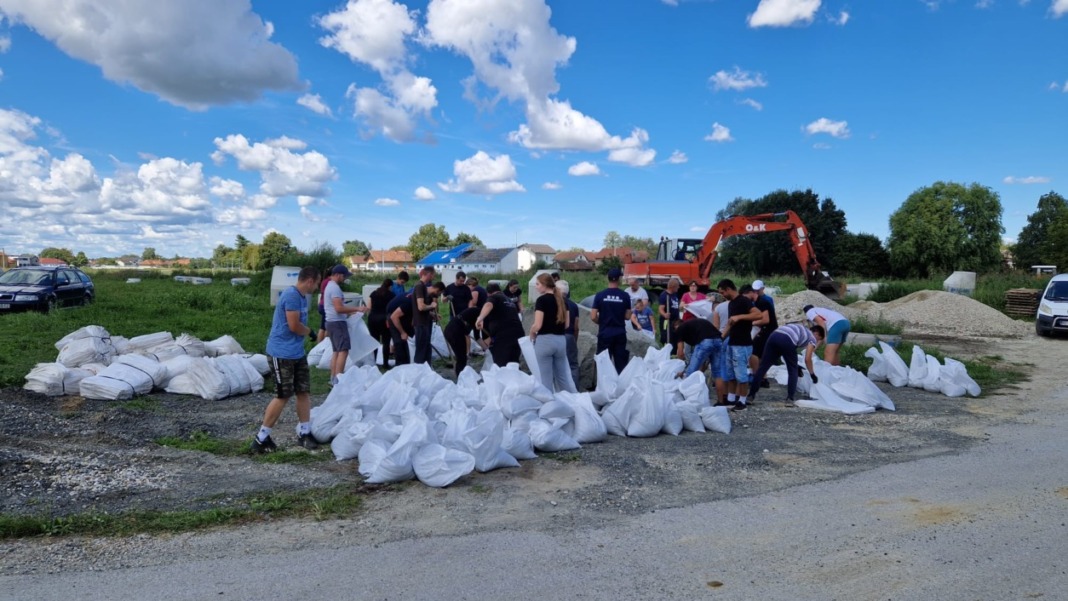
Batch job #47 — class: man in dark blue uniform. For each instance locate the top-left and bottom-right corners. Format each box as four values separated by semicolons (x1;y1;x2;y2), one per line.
591;268;632;374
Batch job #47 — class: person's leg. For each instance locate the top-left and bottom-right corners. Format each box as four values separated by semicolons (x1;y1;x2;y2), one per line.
610;334;629;374
445;328;467;377
750;334;786;403
391;328;410;365
533;335;555;390
684;339;714;377
565;333;580;390
731;345;752;400
551;335;577;392
414;324;431;364
781;345;799;403
824;320;850;366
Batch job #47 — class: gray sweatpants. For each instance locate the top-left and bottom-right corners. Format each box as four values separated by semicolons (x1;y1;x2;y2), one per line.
534;334;577;393
565;332;580;391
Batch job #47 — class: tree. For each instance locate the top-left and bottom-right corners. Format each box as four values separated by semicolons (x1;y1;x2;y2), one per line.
241;244;261;271
235;235;250;250
887;182;1004;277
141;247;159;261
407;223;451;261
451;232;484;248
72;251;89;267
40;247;76;265
342;239;370;258
1012;191;1067;269
620;235;656;255
603;231;622;253
711;189;847;276
258;232;294;270
831;232;890;278
598;255;623;274
1047;211;1068;272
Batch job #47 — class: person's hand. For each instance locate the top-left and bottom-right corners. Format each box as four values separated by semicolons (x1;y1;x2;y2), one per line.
475;319;484;330
308;331;316;342
811;374;819;384
401;333;408;341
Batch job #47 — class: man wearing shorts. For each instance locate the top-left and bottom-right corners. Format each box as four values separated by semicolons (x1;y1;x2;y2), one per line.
252;266;321;453
718;279;761;410
323;264;367;386
804;304;851;365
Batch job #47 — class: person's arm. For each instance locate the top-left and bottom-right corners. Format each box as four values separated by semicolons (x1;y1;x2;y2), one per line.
658;300;669;320
804;343;817;376
390;307;408;340
469;290;479;309
572;307;580;333
332;294;360;316
630;312;642;330
590;308;600;324
285;309;310;338
727;306;763;327
516;297;524;314
530;310;544;340
475;302;493;330
416;289;437;313
754;307;770;327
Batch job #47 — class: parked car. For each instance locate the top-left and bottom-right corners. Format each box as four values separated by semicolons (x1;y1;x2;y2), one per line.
1036;273;1068;337
0;266;95;313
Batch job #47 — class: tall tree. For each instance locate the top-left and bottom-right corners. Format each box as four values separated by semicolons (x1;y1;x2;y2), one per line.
235;235;250;250
258;232;294;269
407;223;451;261
342;239;370;257
603;231;622;254
1012;191;1067;270
40;247;76;264
620;235;656;255
1046;211;1068;273
887;181;1004;277
831;232;890;278
451;232;484;248
141;247;159;260
72;251;89;267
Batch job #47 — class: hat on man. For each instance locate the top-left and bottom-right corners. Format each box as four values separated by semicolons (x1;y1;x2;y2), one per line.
607;268;623;281
752;279;765;291
331;264;352;278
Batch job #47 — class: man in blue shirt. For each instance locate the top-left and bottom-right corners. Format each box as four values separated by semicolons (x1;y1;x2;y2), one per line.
391;271;409;298
252;266;321;453
592;268;632;374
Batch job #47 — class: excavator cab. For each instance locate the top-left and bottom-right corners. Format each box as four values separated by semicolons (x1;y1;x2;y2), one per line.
655;237;703;262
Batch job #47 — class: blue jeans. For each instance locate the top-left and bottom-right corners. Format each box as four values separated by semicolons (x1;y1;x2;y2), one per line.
727;345;752;382
684;338;721;377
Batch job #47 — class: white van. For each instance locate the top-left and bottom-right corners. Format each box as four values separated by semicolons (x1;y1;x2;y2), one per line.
1036;273;1068;336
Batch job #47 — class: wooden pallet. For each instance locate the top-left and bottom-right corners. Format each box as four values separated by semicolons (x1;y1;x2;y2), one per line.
1004;288;1040;317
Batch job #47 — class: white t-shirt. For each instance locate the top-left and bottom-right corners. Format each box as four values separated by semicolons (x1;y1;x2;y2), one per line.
323;280;346;322
713;301;730;336
805;306;846;330
625;285;649;308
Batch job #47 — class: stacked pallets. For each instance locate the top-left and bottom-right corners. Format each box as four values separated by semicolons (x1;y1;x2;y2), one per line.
1004;288;1041;317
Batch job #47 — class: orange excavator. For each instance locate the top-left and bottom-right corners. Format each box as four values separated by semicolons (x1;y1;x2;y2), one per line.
622;210;842;298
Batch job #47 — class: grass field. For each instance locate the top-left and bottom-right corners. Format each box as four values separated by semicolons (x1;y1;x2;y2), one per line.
0;268;1042;390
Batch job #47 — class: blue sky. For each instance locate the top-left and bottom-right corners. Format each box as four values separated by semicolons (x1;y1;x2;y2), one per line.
0;0;1065;259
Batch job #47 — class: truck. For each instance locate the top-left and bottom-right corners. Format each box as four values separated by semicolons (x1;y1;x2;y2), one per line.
622;211;842;297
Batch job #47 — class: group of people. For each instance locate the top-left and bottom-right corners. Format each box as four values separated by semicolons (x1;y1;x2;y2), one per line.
250;264;852;453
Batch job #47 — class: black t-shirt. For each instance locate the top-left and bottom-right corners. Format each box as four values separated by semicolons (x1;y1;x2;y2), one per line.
445;307;480;339
675;318;717;346
504;286;523;306
755;295;777;337
727;295;755;346
534;293;566;336
565;299;579;336
386;292;414;334
659;290;680;322
471;286;489;310
412;281;433;327
445;283;472;316
369;288;395;318
483;292;522;337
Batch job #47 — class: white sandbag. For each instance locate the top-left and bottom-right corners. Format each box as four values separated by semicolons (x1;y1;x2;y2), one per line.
110;336;130;355
79;360;159;400
215;355;264;395
661;401;684;436
538;399;575;420
594;350;621;399
518;336;541;380
677;400;706;433
332;420;374;461
173;333;207;358
799;383;876;415
699;405;732;434
941;357;981;397
54;325;111;351
307;339;331;368
643;343;671;365
346;317;381;366
160;355;196;387
627;380;669;438
112;354;167;390
907;346;928;388
57;336;115;368
828;366;896;411
922;355;943;392
503;427;538;460
357;439;390;478
684;299;714;320
204;335;244;357
555;392;608;443
528;418;580;452
242;353;270;375
678;371;711;406
364;411;432;484
865;347;888;382
183;357;231;401
413;443;475;488
616;356;651;395
124;332;174;354
24;363;93;396
163;373;198;396
467;409;520;472
880;341;909;387
499;394;541;420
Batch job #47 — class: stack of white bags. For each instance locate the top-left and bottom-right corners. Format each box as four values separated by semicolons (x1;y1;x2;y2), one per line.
310;345;732;489
24;325;271;401
867;342;981;398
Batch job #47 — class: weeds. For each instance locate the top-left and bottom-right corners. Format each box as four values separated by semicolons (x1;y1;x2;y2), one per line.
155;431;330;464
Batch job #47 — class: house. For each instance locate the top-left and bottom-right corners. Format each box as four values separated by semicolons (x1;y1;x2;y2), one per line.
14;254;40;267
39;257;68;266
140;259;168;268
115;256;140;268
350;249;414;273
519;243;556;265
417;243;536;278
552;251;594;271
587;247;649;266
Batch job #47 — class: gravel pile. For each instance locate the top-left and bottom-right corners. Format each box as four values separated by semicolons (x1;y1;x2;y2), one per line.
772;289;1031;339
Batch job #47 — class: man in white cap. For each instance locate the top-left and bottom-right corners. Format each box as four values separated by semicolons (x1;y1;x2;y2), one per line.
746;279;777;385
324;264;368;385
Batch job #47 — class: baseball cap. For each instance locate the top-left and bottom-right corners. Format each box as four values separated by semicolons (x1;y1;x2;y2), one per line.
802;304;814;314
331;264;352;278
607;268;623;281
752;279;765;290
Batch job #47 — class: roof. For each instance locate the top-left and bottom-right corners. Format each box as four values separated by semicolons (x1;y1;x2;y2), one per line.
39;257;68;266
459;248;512;264
553;251;587;261
520;243;556;254
419;243;474;265
354;249;412;263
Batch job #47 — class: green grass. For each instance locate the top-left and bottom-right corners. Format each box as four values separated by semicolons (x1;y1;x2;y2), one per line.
0;485;362;539
156;431;331;464
117;397;162;412
848;315;904;336
543;451;581;463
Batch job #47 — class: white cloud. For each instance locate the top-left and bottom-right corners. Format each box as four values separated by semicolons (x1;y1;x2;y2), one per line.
704;122;734;143
805;117;851;138
748;0;821;28
542;181;562;190
425;0;654;165
0;0;300;109
439;151;525;195
833;10;850;25
297;94;333;117
607;128;656;167
0;35;9;52
689;226;705;232
975;0;994;8
374;197;400;206
568;161;601;176
710;67;768;92
813;142;831;150
1003;175;1051;184
319;0;437;143
210;177;245;199
414;186;436;200
662;0;679;5
667;150;688;164
740;98;764;111
211;134;335;198
1052;0;1068;16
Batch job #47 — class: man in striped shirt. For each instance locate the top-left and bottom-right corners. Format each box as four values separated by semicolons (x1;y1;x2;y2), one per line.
748;322;825;407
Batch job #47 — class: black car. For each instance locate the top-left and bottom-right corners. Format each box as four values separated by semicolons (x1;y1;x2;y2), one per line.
0;266;95;313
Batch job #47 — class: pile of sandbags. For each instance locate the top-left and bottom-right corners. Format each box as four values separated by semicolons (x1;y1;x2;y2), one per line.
310;347;731;489
27;325;270;402
868;343;981;398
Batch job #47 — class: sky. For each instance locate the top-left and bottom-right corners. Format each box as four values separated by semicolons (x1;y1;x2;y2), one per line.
0;0;1066;260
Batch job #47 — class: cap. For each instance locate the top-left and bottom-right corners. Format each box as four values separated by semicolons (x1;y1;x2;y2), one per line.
802;304;814;314
752;279;765;290
331;264;352;277
607;268;623;281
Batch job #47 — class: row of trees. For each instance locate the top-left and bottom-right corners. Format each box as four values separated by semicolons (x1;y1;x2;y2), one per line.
1010;191;1068;272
